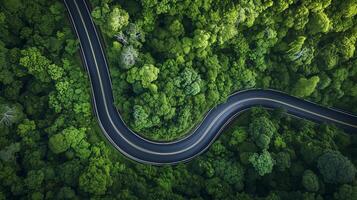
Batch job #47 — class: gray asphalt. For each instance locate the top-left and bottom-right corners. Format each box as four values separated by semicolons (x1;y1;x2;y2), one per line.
64;0;357;165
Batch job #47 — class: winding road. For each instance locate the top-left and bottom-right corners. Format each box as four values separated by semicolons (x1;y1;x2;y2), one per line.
64;0;357;165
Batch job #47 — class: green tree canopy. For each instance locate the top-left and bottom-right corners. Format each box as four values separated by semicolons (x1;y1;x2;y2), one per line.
292;76;320;97
317;151;356;184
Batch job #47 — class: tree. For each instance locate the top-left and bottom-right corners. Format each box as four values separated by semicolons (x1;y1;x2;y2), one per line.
337;36;356;60
302;170;319;192
228;127;248;148
132;105;151;130
192;30;210;48
91;3;110;25
120;45;138;69
79;143;113;195
293;6;309;30
24;170;44;191
48;127;90;159
317;151;356;184
274;136;287;149
333;184;357;200
274;151;291;171
127;64;160;92
340;0;357;18
108;7;129;34
274;0;293;12
206;177;232;199
212;159;245;190
249;116;276;149
65;39;79;55
0;105;19;127
19;47;51;82
48;59;91;117
249;116;276;139
47;64;64;81
168;19;184;37
92;5;129;36
0;42;14;85
58;159;83;187
138;64;159;90
256;134;271;150
1;0;23;12
56;187;77;199
174;68;202;96
249;150;275;176
79;157;113;195
0;143;20;162
307;11;331;34
292;76;320;97
285;36;307;62
301;0;331;12
48;133;69;154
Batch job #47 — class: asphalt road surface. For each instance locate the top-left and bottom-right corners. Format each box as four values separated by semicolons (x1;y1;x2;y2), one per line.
64;0;357;165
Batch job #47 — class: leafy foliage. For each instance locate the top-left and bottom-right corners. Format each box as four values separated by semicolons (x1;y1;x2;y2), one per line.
302;170;319;192
92;0;357;140
317;151;356;184
0;0;356;199
249;150;275;176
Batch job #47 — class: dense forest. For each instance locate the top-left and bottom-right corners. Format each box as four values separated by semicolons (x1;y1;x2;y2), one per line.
0;0;356;199
89;0;357;140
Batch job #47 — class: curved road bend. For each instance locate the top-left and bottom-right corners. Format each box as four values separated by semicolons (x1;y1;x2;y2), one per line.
64;0;357;165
